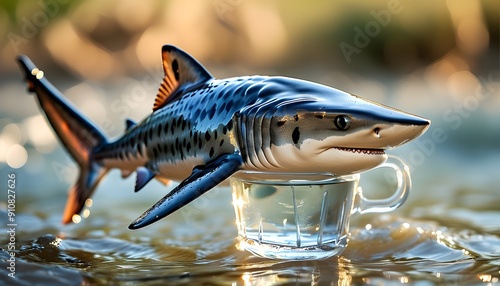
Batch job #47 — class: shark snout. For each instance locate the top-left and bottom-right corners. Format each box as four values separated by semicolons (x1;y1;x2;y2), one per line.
371;117;430;149
351;102;431;149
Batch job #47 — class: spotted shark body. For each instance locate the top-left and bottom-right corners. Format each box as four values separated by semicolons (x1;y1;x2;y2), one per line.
18;45;430;229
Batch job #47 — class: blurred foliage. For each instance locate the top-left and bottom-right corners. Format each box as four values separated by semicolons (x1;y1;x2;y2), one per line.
0;0;498;79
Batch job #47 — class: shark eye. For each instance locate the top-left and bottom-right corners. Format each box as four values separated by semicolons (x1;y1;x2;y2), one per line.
334;115;351;130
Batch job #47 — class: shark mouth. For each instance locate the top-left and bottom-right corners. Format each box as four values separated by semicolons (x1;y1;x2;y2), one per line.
334;147;385;155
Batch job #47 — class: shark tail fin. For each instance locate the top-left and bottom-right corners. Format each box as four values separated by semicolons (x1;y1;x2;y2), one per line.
62;163;107;224
17;55;110;224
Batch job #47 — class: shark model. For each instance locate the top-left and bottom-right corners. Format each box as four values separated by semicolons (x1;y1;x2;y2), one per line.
17;45;430;229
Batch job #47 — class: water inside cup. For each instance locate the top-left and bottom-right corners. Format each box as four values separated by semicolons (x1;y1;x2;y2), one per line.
232;174;358;259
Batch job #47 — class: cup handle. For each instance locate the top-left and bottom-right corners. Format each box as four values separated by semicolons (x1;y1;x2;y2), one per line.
357;155;411;214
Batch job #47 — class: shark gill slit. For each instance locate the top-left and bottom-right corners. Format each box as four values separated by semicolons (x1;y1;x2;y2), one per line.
248;101;279;170
244;102;256;164
245;110;259;169
253;105;265;169
261;107;280;170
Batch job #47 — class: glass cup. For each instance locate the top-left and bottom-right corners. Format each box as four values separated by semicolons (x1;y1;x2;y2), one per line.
230;155;411;260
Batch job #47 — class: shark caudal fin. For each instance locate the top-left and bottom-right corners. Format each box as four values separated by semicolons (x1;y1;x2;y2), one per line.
17;55;109;224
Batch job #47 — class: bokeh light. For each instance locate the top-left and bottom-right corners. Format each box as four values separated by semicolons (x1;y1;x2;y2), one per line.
6;143;28;168
24;115;57;153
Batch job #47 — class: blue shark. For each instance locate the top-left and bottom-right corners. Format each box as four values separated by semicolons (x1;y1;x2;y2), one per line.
17;45;430;229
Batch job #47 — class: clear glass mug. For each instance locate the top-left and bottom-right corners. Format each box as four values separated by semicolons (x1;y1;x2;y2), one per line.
230;155;411;260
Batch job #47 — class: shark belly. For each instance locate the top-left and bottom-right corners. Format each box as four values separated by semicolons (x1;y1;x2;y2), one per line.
156;156;206;182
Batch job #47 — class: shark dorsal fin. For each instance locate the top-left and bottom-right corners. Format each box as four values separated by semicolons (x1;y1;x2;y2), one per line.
153;45;213;111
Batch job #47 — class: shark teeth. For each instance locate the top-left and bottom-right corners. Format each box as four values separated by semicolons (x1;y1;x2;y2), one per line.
334;147;385;155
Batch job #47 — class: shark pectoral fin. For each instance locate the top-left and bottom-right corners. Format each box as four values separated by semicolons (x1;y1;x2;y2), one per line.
128;153;243;229
155;176;171;186
152;45;213;111
135;167;155;192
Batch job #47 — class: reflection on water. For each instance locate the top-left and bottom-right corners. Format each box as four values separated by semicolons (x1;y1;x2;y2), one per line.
0;215;499;285
0;173;499;285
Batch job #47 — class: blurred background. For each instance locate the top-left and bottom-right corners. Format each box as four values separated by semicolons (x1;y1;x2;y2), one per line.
0;0;498;284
